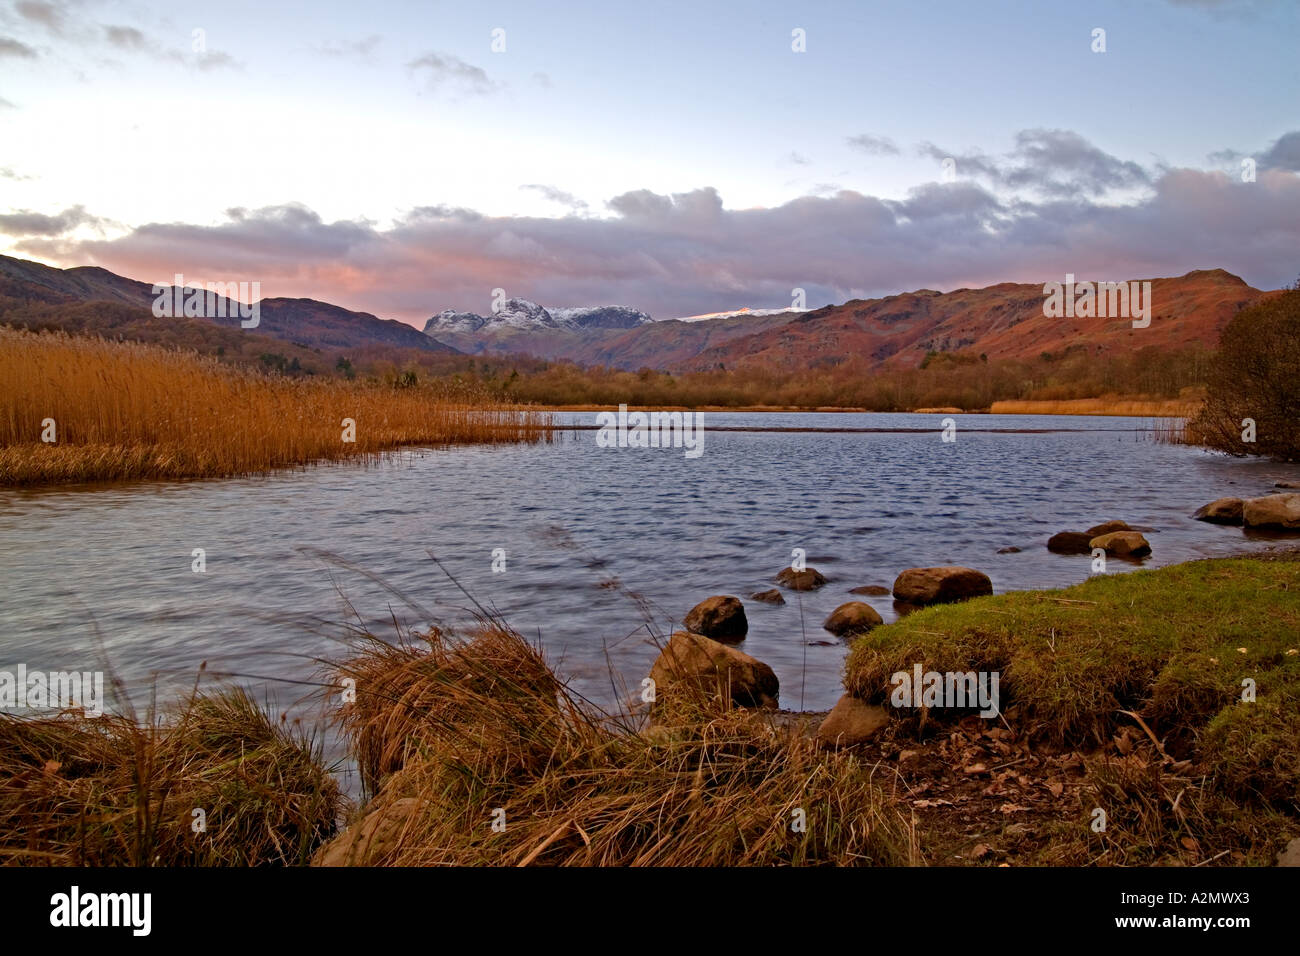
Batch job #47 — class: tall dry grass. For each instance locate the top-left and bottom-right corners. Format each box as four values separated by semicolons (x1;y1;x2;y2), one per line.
320;623;916;867
0;327;552;485
989;396;1201;417
0;687;339;866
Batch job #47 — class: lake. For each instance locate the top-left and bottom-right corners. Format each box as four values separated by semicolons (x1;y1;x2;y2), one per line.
2;412;1296;751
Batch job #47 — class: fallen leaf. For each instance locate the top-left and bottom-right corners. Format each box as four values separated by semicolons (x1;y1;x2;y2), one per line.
1236;647;1248;654
999;803;1031;814
1048;781;1064;798
1114;732;1133;755
43;760;61;775
964;763;988;775
913;798;954;808
971;843;990;859
1181;836;1201;853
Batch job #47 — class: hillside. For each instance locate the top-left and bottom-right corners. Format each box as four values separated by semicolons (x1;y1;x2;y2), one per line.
684;270;1270;373
0;255;454;354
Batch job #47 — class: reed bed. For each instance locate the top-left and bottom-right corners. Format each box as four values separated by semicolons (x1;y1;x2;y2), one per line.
988;396;1200;417
0;687;339;866
322;624;916;866
0;327;552;485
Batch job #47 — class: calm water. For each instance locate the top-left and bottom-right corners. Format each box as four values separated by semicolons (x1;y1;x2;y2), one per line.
2;413;1298;735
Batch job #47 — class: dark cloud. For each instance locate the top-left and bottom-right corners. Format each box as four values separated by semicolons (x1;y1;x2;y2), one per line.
0;36;38;59
1004;129;1151;195
408;52;496;95
847;134;900;156
1259;131;1300;172
11;132;1300;322
0;205;103;236
918;130;1149;197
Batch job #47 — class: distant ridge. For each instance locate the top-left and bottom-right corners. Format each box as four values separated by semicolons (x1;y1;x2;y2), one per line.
0;255;455;354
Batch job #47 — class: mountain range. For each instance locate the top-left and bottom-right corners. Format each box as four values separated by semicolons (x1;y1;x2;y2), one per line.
0;254;1274;374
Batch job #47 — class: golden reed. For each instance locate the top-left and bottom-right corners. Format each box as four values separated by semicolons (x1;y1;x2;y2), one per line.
0;327;552;485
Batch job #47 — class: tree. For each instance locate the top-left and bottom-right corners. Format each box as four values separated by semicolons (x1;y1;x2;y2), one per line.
1189;285;1300;461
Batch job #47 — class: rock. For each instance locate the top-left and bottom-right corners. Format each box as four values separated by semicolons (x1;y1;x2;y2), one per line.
775;566;827;591
314;797;427;867
683;595;748;641
849;584;891;596
648;631;779;711
1243;493;1300;530
892;566;993;606
1090;531;1152;557
822;601;883;637
1192;497;1244;525
1047;531;1094;554
815;695;890;748
750;588;785;605
1279;838;1300;867
996;546;1021;554
1085;520;1131;537
1276;482;1300;490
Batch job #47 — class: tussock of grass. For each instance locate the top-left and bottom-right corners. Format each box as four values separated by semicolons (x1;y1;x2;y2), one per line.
844;558;1300;807
0;688;339;866
0;327;552;485
323;624;915;866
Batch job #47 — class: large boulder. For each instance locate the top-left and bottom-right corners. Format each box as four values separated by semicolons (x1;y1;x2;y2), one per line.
823;601;883;637
683;595;748;640
815;694;890;748
749;588;785;605
1192;497;1244;525
775;566;827;591
1243;493;1300;530
1047;531;1094;554
1085;520;1131;537
892;566;992;606
648;631;779;711
1090;531;1151;557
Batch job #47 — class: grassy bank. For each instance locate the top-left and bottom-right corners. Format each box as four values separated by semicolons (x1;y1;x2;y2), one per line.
842;556;1299;863
3;556;1295;866
0;327;552;486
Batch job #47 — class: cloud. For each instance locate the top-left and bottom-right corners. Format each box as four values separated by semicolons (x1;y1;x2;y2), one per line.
11;132;1300;322
103;25;147;50
14;1;64;34
408;52;496;95
0;167;34;181
918;130;1150;197
0;96;16;110
1259;131;1300;172
317;35;381;59
520;185;589;214
0;36;39;59
847;134;900;156
0;205;104;237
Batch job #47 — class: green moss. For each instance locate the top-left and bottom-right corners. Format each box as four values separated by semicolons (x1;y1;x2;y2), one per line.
845;558;1300;806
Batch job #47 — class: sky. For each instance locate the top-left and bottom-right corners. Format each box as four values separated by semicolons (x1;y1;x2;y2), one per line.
1;0;1297;324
